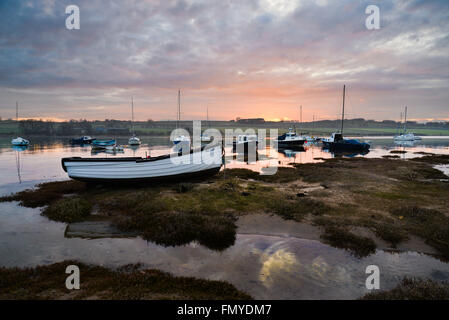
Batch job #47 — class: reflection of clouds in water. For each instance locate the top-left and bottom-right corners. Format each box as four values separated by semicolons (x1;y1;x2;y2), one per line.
309;256;352;286
310;256;329;281
260;249;302;288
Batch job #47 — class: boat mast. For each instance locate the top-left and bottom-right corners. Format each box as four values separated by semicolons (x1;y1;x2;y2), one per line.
340;85;345;135
403;106;407;133
16;101;19;136
300;105;302;134
131;97;134;135
176;89;181;129
312;114;315;136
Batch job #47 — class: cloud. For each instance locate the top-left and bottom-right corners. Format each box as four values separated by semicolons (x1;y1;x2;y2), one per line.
0;0;448;121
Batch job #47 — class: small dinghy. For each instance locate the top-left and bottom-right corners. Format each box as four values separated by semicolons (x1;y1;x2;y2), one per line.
92;139;116;149
62;144;223;183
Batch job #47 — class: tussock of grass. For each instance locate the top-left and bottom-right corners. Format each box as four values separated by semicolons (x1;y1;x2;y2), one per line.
114;211;236;251
320;226;376;258
413;154;449;165
0;261;252;300
360;278;449;300
371;223;409;248
391;206;449;258
269;198;329;221
0;180;86;207
41;197;92;223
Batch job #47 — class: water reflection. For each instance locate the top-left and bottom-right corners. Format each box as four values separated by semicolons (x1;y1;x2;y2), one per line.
13;145;27;183
1;136;448;189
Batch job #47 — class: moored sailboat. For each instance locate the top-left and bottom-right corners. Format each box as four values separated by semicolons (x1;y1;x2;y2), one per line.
128;97;141;146
394;106;422;142
11;102;30;147
321;85;370;152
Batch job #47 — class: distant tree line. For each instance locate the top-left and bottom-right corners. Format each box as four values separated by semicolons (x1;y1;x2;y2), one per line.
0;118;447;136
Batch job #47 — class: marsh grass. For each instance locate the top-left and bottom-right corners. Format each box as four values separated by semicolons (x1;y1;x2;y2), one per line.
269;198;330;221
0;261;252;300
391;206;449;258
360;277;449;300
0;180;86;207
320;226;376;258
42;197;92;223
413;154;449;165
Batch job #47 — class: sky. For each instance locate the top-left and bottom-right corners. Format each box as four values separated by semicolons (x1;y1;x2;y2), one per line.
0;0;448;122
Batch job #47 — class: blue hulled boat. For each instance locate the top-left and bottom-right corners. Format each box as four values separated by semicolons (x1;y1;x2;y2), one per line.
92;139;116;149
71;136;95;144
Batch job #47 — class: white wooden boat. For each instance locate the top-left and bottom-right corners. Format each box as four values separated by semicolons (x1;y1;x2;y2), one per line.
62;144;223;183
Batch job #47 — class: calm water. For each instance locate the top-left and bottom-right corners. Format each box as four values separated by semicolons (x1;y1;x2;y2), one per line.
1;135;449;299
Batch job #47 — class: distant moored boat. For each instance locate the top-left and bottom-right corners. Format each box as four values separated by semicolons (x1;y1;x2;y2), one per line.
321;85;370;152
275;128;306;147
11;102;30;147
71;136;95;144
394;107;422;142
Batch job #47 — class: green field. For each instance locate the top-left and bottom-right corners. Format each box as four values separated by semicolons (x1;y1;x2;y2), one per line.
1;120;449;137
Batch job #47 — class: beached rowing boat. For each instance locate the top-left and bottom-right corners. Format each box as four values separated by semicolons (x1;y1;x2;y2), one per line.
62;144;223;183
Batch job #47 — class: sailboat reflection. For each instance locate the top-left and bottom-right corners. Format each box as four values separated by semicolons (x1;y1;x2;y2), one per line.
394;140;415;148
13;145;27;183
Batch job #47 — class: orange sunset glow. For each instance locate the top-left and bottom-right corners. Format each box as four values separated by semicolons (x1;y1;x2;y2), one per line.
0;0;448;122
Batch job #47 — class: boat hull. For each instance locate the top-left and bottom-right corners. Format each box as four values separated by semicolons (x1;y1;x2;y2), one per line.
322;141;370;151
62;145;223;183
276;139;305;147
71;138;94;144
92;140;116;148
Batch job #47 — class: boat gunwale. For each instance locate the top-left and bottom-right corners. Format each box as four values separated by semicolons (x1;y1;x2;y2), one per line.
61;143;223;172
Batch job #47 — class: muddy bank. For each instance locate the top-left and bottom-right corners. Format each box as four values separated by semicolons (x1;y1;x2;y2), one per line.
0;260;251;300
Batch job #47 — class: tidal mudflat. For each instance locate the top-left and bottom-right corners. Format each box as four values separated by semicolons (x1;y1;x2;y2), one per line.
1;154;449;299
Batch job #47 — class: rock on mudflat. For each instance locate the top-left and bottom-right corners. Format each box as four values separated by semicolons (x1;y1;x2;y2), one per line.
64;221;138;239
